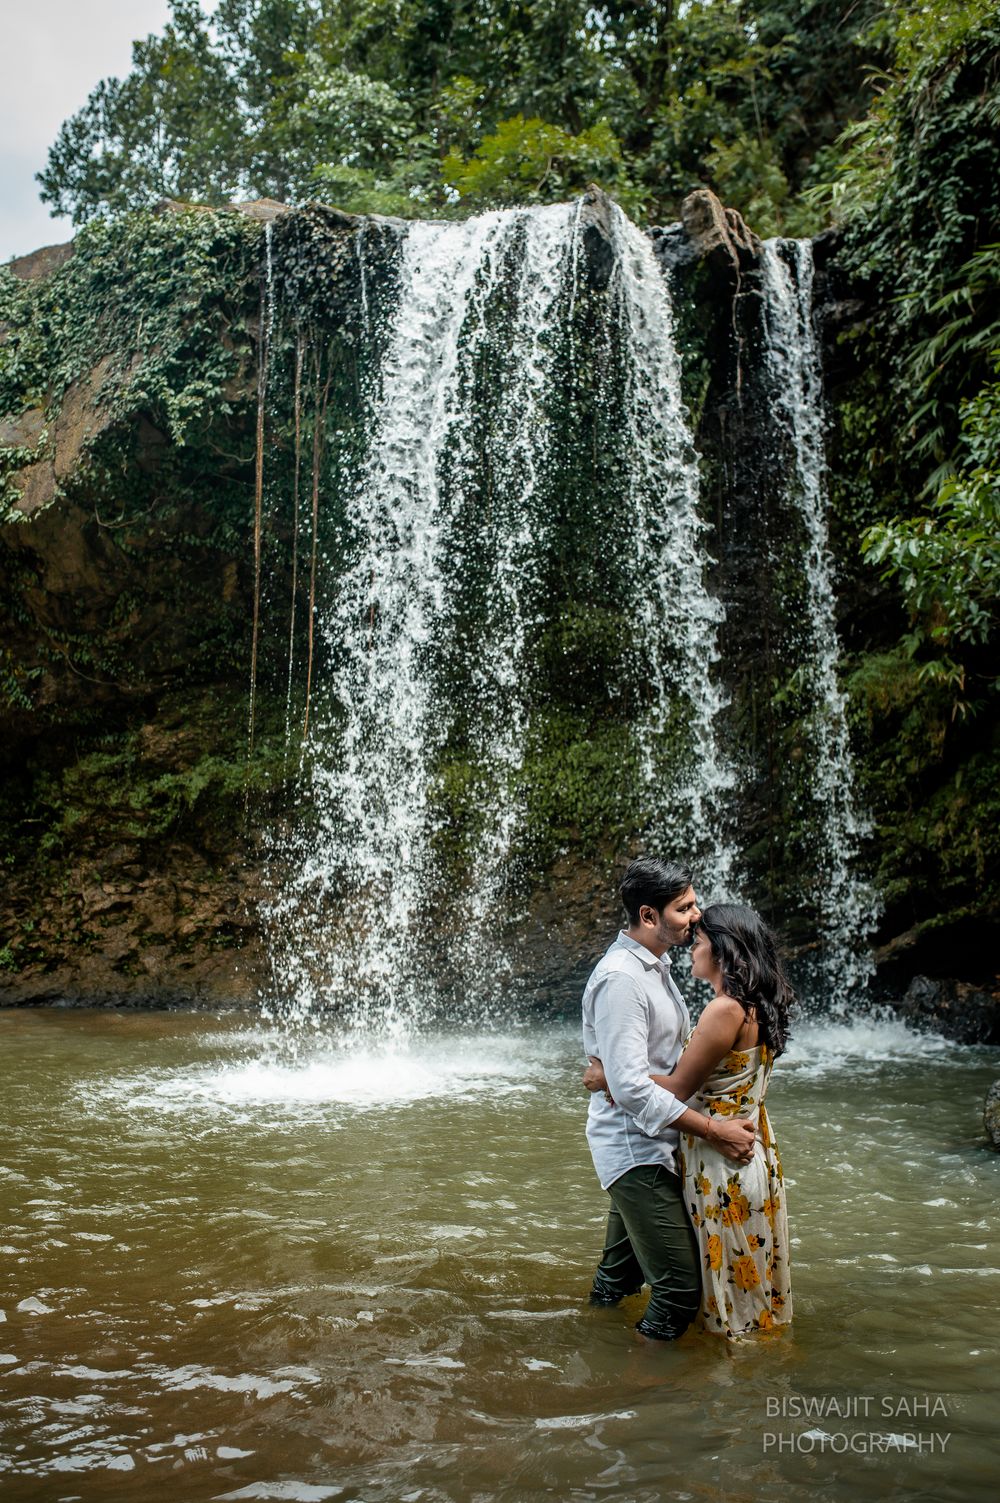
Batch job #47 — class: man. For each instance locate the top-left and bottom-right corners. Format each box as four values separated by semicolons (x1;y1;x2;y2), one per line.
582;856;755;1341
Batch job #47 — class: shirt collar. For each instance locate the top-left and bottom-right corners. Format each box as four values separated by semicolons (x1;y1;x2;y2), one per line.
616;930;673;972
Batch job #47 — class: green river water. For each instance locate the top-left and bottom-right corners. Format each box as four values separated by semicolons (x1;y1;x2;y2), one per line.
1;1007;998;1503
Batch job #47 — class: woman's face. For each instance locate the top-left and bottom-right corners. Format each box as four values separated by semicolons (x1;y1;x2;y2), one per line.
690;927;722;988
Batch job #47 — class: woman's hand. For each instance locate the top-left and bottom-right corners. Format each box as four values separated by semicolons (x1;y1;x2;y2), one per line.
583;1057;614;1103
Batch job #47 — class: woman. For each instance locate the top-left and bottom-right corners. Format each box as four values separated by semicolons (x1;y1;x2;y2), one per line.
584;903;793;1338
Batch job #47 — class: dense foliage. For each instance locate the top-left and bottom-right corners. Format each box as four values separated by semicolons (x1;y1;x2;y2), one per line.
7;0;1000;981
39;0;889;231
822;2;1000;945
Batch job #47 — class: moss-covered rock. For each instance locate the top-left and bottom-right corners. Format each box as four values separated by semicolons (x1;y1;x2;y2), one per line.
1;186;996;1010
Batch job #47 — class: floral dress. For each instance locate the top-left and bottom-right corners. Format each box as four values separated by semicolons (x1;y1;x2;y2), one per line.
678;1040;792;1338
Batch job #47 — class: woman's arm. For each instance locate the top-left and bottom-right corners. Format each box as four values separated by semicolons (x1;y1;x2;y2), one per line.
583;996;746;1100
652;996;746;1099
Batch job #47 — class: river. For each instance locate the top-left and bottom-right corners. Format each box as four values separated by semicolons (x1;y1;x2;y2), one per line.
1;1007;998;1501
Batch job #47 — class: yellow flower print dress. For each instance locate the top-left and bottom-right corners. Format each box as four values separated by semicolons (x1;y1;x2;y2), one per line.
678;1041;792;1338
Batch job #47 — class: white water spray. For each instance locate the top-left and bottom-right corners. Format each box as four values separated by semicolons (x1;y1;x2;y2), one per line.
266;207;579;1030
758;238;874;997
608;205;736;898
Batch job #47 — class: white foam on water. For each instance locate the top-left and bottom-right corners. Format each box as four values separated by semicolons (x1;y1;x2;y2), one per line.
782;1014;957;1077
485;1308;580;1321
384;1356;465;1369
76;1029;570;1115
536;1410;637;1430
68;1012;976;1123
149;1363;319;1399
214;1486;344;1503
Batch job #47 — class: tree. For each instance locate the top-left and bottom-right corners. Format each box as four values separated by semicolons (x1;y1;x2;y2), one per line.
442;115;624;207
38;0;892;227
39;1;242;218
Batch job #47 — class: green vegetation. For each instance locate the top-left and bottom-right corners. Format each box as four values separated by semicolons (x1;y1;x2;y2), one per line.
38;0;889;231
1;688;285;862
1;209;258;421
821;3;1000;938
4;0;999;976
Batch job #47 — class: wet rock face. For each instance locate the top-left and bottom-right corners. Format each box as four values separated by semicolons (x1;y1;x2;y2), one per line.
0;673;274;1009
679;188;761;276
985;1080;1000;1150
892;974;1000;1045
577;184;617;290
0;842;267;1009
873;912;1000;998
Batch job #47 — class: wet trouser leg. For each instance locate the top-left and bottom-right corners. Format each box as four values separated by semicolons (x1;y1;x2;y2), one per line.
590;1163;701;1339
589;1203;644;1305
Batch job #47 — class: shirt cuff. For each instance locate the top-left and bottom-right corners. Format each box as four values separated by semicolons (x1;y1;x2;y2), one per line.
632;1086;688;1137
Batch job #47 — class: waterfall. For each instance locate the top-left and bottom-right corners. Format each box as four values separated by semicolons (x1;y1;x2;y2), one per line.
266;206;578;1031
608;206;736;898
262;199;736;1029
758;238;873;998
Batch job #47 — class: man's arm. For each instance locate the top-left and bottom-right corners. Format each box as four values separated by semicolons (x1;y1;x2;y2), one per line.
587;989;755;1162
585;1045;754;1162
592;970;689;1138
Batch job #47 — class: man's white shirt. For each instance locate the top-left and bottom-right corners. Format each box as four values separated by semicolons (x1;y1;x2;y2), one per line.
581;930;692;1190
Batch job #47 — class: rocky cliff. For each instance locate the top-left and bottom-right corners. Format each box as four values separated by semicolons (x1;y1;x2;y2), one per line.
1;190;996;1026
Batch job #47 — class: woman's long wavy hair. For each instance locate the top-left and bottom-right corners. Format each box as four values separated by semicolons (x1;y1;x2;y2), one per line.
698;903;794;1056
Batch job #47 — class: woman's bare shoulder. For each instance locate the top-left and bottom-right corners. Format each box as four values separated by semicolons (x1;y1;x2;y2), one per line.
699;993;745;1023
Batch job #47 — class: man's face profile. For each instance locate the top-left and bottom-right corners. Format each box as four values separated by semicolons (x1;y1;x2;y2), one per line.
639;885;701;949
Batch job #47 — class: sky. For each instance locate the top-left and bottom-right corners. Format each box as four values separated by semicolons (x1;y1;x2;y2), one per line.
1;3;186;262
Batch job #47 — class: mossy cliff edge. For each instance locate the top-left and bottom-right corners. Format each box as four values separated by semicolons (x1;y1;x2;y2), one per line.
0;205;272;1005
0;194;996;1020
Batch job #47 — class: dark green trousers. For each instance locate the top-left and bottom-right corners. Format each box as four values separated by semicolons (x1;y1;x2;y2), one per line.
591;1163;701;1338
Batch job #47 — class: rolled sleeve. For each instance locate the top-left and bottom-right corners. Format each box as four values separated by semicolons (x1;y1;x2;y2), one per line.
593;971;687;1138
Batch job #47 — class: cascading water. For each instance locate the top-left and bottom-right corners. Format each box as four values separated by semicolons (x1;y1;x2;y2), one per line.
262;199;737;1029
607;205;736;899
757;238;873;998
448;209;574;985
266;207;578;1031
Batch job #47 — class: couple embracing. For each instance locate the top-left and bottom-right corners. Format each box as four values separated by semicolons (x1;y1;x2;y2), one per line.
581;857;793;1341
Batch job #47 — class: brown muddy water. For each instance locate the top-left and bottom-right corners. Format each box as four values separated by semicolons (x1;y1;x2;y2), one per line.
1;1008;998;1503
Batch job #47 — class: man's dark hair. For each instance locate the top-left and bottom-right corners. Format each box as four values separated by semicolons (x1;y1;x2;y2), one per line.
619;857;694;924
